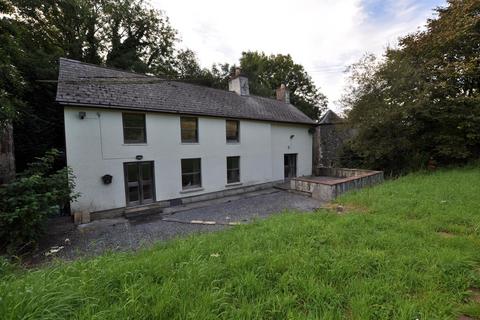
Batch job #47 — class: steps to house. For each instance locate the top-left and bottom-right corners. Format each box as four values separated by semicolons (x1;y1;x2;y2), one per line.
124;203;165;219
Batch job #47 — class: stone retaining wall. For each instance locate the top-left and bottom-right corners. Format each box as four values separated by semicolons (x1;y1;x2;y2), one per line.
291;167;384;201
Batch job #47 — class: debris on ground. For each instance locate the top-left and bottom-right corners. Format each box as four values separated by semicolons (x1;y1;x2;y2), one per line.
321;203;369;214
44;246;64;257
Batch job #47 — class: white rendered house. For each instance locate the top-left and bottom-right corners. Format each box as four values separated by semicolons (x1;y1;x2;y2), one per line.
56;58;315;216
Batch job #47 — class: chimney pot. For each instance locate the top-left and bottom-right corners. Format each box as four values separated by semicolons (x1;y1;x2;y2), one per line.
234;67;242;77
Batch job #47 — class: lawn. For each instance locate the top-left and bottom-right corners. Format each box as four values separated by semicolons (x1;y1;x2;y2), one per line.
1;166;480;319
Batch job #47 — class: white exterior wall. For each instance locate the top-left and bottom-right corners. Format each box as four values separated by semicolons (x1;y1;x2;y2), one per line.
64;107;312;213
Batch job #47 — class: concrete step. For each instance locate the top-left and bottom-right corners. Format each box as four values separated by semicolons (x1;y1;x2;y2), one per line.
162;188;280;215
124;204;164;219
274;181;291;191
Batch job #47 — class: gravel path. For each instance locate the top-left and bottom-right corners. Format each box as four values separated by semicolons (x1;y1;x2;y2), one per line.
31;190;322;264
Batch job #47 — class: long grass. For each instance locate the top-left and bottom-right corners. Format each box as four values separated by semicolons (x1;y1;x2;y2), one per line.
1;166;479;319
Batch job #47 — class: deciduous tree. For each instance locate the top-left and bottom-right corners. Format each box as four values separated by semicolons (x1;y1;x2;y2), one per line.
240;51;327;120
341;0;480;173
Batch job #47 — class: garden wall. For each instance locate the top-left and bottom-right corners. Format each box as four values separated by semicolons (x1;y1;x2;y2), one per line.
291;167;384;201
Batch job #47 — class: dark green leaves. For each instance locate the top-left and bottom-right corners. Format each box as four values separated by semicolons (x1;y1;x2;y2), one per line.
341;0;480;174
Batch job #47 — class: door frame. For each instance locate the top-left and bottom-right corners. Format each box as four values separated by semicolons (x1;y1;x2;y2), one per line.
123;161;156;207
284;153;297;179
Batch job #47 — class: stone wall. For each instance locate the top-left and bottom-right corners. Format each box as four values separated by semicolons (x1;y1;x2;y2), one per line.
313;171;383;201
0;124;15;185
314;123;355;168
291;168;384;201
314;167;376;178
313;110;356;171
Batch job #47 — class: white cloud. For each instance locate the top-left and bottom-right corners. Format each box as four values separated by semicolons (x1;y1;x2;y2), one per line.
152;0;444;112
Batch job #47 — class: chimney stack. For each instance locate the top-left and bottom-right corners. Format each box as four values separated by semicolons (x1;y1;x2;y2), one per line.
276;84;290;104
228;67;249;96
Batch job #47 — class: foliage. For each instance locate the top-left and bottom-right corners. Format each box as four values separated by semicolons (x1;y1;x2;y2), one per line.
0;2;25;129
0;150;78;253
341;0;480;174
3;0;325;170
4;0;179;169
160;49;231;89
103;0;177;73
1;166;480;318
240;51;328;120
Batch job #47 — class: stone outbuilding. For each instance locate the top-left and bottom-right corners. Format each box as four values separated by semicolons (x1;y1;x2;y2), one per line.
313;110;355;169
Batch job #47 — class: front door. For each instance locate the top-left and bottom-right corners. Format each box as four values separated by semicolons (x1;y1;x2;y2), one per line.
124;161;155;206
284;154;297;179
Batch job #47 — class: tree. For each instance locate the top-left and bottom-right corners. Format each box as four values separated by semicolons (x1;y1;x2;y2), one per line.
341;0;480;174
104;0;177;73
4;0;179;170
0;149;78;253
239;51;327;120
0;1;24;183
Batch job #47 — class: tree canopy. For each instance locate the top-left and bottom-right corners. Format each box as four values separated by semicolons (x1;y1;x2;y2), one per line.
1;0;182;169
239;52;327;119
341;0;480;174
1;0;325;171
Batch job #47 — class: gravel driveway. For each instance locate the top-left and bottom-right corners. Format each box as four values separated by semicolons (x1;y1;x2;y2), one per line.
32;189;322;264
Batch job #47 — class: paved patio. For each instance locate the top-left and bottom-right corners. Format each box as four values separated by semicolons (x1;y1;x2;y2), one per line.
30;189;323;265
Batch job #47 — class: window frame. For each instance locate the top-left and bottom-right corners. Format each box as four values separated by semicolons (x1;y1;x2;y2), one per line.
180;116;199;143
181;158;202;190
226;156;240;184
122;112;147;144
226;119;240;143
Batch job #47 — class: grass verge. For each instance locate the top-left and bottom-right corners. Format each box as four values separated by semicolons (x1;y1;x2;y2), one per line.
1;166;480;319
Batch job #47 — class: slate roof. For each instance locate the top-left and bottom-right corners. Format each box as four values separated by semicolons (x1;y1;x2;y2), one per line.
56;58;315;125
318;110;344;125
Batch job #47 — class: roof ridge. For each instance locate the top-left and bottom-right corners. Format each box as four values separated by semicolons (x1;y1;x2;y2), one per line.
59;57;153;78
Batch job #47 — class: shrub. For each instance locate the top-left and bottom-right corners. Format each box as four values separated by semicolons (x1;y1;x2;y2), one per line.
0;149;78;253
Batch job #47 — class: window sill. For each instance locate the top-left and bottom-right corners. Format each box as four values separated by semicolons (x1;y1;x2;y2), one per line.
181;142;199;145
225;182;242;187
122;143;148;146
226;141;240;144
179;187;204;194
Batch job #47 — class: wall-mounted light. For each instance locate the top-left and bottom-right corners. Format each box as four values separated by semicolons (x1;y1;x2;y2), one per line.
136;155;143;160
101;174;112;184
79;111;86;119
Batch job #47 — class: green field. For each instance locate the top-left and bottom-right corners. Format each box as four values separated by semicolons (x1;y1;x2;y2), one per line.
1;166;480;319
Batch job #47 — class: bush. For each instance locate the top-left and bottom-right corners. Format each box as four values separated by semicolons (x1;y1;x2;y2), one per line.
0;149;78;253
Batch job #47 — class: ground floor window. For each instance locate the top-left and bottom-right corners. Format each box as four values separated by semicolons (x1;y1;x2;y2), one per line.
181;158;202;189
227;156;240;184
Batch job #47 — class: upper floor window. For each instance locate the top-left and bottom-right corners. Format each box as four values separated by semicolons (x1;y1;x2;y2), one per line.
181;117;198;143
123;113;146;144
226;120;239;143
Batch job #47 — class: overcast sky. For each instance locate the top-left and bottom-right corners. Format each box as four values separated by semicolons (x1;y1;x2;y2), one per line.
152;0;446;112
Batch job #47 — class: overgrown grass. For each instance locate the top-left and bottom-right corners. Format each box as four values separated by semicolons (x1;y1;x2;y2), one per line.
1;166;480;319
